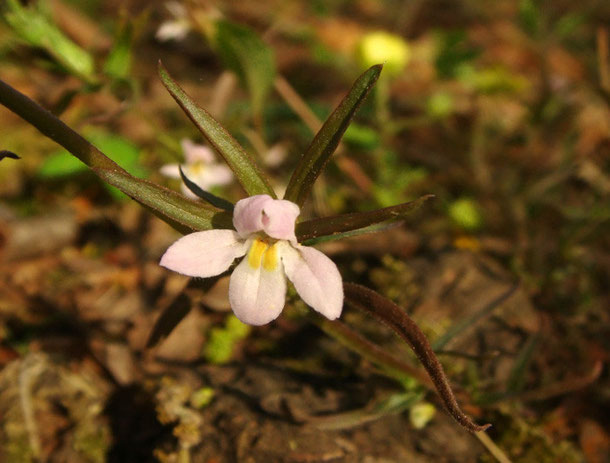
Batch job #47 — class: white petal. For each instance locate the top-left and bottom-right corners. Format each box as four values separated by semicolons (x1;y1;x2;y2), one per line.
206;164;234;186
280;243;343;320
181;139;214;164
156;21;189;42
195;164;234;189
233;195;274;238
229;243;286;325
160;164;181;179
160;230;247;278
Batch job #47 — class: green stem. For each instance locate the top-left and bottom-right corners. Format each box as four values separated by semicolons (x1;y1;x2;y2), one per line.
310;313;434;388
0;79;118;171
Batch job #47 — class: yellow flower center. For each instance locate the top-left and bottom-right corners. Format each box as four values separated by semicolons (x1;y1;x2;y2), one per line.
247;238;279;271
186;162;205;176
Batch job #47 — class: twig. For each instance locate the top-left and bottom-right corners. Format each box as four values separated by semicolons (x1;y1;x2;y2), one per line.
475;431;513;463
274;75;321;133
209;71;237;118
19;356;44;459
509;360;603;402
598;27;610;92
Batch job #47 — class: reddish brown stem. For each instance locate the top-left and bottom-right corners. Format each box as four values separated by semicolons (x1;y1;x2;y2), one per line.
344;282;491;433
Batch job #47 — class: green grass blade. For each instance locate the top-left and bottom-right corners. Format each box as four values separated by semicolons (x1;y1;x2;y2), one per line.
431;283;519;351
283;64;382;206
0;77;231;232
158;62;276;198
4;0;96;83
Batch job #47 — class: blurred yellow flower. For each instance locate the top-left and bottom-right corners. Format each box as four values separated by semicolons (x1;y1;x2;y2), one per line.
357;31;411;76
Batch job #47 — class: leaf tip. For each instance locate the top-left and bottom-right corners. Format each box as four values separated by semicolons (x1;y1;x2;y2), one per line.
370;63;384;75
157;59;169;78
0;150;20;161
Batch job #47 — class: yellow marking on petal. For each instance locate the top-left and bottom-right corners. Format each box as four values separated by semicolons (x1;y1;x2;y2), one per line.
262;242;279;271
247;239;268;269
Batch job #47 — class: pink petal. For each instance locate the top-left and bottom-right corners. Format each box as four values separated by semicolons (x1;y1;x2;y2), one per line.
232;195;300;242
160;163;181;179
181;139;215;164
233;195;274;238
160;230;247;278
228;247;286;325
280;243;343;320
260;199;300;242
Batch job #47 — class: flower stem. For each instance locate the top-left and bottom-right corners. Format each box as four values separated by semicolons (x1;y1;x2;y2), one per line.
343;282;491;433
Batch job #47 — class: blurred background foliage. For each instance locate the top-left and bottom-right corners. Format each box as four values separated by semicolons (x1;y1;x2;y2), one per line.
0;0;609;461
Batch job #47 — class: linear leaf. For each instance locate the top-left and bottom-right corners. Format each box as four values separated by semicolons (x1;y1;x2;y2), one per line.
284;64;382;206
300;222;400;246
0;77;232;232
158;62;276;198
179;166;234;211
102;169;232;231
4;0;96;82
296;195;433;243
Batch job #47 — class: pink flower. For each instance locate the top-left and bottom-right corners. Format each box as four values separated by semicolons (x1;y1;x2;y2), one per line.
160;139;233;199
160;195;344;325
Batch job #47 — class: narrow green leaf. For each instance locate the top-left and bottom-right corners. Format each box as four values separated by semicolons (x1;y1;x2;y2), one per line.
311;392;422;430
506;334;540;393
284;64;382;206
3;0;96;82
312;314;433;385
38;151;88;178
300;222;400;246
0;77;232;232
296;195;433;243
158;62;276;198
101;169;232;231
213;20;275;120
103;19;133;79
